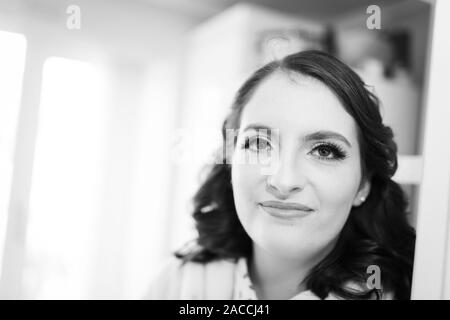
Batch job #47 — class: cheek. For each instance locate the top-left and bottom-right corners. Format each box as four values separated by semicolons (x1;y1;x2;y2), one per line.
231;162;263;222
311;160;362;219
231;163;259;198
231;147;263;193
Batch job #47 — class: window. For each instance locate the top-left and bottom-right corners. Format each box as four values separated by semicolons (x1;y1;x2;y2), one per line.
23;57;107;299
0;30;27;276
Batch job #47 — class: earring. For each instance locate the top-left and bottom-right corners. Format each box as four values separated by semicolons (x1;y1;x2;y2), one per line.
353;195;366;207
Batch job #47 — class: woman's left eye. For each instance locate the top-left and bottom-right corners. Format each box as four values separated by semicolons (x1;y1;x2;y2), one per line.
310;143;347;161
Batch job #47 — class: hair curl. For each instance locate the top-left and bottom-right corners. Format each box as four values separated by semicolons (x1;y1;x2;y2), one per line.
175;50;415;300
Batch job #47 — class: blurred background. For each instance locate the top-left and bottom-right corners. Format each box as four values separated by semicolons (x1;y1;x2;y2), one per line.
0;0;439;299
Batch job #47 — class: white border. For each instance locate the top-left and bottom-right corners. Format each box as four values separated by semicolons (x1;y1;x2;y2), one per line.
411;0;450;300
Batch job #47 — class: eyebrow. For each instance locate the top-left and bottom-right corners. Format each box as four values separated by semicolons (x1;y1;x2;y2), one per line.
242;124;352;148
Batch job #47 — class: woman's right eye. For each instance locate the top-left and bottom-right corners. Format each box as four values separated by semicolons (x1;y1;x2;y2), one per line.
241;136;272;152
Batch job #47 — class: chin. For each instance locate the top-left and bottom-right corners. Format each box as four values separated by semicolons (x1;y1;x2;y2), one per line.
255;232;312;257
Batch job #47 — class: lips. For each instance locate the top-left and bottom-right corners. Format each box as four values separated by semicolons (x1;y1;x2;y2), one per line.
259;201;314;212
258;201;315;220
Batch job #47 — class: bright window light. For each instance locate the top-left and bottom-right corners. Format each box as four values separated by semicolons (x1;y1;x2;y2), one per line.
23;57;107;299
0;30;27;276
123;60;177;298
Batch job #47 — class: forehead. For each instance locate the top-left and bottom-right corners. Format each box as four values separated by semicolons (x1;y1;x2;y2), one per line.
240;72;359;142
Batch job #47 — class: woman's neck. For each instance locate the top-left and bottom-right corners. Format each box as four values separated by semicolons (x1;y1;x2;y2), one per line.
248;244;333;300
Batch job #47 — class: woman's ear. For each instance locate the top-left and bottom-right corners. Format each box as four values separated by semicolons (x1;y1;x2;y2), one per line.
353;179;371;207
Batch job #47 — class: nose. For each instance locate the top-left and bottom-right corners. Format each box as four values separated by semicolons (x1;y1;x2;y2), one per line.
265;152;306;199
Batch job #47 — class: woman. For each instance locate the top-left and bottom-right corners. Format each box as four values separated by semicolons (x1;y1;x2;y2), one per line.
146;50;416;300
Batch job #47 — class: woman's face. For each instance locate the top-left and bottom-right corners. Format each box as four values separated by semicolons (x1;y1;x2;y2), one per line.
231;72;370;260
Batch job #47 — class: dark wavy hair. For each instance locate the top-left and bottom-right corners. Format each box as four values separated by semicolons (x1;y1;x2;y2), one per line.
175;50;416;300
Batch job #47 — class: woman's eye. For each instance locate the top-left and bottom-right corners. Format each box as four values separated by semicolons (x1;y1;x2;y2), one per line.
310;143;347;161
317;146;332;157
242;136;272;152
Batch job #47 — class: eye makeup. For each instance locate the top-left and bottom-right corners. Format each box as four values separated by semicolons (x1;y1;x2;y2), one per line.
240;134;348;161
309;141;348;161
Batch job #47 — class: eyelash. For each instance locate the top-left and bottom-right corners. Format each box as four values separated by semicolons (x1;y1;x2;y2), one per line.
310;142;347;161
240;136;348;161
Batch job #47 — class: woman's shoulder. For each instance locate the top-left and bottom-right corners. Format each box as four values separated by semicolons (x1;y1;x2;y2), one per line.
143;255;238;300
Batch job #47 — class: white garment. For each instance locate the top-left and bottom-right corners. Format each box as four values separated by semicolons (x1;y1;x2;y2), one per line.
144;256;388;300
232;257;324;300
